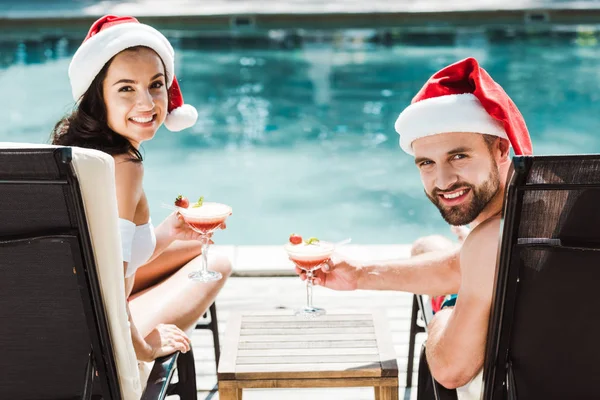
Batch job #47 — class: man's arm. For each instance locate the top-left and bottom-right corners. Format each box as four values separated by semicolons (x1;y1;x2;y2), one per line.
359;247;462;296
307;243;462;296
425;217;500;388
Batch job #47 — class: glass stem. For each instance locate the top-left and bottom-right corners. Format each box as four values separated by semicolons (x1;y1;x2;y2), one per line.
306;269;314;309
200;236;210;274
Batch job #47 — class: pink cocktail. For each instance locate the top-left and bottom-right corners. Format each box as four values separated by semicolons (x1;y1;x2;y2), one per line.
187;220;227;234
285;240;334;317
178;202;232;282
291;258;330;270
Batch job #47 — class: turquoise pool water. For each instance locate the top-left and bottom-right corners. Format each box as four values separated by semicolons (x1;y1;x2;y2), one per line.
2;32;600;245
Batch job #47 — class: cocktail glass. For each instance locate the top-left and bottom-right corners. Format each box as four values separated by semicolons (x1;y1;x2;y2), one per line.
178;202;232;282
284;241;334;317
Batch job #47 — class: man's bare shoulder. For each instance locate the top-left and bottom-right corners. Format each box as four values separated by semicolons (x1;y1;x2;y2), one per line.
462;215;501;252
460;215;502;278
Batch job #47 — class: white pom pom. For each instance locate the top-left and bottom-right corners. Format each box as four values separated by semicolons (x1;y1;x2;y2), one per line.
164;104;198;132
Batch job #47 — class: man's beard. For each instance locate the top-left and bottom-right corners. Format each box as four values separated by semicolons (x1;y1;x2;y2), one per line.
425;167;500;226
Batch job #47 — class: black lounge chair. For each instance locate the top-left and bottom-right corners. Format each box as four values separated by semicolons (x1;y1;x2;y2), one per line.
0;144;197;399
418;154;600;400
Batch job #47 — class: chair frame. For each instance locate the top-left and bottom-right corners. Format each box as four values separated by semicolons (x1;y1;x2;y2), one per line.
406;295;426;388
196;302;221;373
483;154;600;399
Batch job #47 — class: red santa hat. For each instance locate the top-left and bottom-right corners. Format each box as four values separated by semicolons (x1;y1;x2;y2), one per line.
394;57;532;156
68;15;197;132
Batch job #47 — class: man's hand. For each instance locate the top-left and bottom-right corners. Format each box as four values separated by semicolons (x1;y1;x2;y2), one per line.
295;254;363;291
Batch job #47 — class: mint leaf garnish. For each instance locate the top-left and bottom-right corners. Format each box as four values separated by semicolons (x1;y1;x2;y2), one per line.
305;237;320;245
192;196;204;208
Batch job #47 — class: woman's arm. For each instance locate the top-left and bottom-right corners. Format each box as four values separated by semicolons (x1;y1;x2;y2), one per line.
113;158;154;360
114;157;144;276
125;287;154;361
113;157;191;360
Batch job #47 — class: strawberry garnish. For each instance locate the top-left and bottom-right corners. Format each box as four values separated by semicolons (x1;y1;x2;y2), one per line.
174;195;189;208
289;234;303;245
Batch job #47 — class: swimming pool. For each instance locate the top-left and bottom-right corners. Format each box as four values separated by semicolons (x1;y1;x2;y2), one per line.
2;30;600;245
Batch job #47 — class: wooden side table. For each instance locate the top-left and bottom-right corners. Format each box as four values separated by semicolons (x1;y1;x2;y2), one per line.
217;310;399;399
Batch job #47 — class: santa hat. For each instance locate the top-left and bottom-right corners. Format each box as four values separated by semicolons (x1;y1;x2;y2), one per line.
68;15;197;132
394;57;532;156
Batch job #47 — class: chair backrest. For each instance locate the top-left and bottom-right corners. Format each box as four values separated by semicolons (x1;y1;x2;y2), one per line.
0;144;141;399
483;155;600;400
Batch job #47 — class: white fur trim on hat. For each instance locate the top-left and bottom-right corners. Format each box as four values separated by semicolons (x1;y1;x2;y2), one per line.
394;93;508;155
68;23;175;101
164;104;198;132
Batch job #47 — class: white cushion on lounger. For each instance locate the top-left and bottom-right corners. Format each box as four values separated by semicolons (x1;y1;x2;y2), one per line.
0;143;142;399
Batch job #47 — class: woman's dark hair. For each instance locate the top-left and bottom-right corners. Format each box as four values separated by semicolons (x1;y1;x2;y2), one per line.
51;46;168;162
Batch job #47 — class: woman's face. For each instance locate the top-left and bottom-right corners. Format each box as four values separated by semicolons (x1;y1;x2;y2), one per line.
102;47;168;148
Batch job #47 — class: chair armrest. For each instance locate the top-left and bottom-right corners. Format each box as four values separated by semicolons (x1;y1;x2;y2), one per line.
141;352;179;400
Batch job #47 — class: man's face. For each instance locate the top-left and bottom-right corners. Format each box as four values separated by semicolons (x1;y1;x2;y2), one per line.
412;132;500;226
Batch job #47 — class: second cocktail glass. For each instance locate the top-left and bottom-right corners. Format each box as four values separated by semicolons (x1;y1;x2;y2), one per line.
285;240;334;317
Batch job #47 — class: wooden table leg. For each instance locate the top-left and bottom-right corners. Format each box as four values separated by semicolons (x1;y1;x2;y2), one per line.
374;386;399;400
219;387;243;400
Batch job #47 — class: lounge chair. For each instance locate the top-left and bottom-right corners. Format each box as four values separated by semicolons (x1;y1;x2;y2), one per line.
417;154;600;399
0;143;196;399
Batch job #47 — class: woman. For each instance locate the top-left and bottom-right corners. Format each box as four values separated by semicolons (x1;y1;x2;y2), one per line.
52;15;231;362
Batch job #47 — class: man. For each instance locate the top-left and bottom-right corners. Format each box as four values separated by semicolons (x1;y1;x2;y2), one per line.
296;57;533;394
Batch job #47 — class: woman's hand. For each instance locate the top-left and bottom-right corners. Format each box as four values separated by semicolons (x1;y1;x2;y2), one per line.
144;323;192;360
166;211;226;242
151;211;228;263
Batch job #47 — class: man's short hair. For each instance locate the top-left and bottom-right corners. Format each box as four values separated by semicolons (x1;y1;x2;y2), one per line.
482;134;498;149
482;134;511;153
